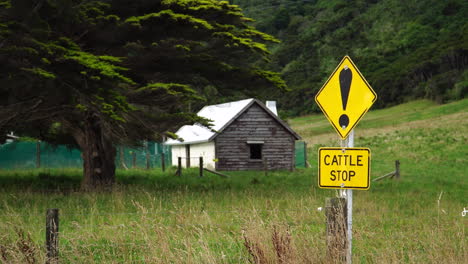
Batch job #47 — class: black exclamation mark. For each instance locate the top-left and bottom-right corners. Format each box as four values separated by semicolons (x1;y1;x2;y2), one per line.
339;66;352;129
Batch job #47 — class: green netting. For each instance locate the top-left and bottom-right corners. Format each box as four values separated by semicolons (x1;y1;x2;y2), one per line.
0;141;171;170
116;144;171;169
0;141;42;169
0;141;83;169
295;141;307;168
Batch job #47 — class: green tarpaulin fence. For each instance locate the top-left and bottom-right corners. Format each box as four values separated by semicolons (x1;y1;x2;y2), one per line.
295;141;307;168
0;141;171;170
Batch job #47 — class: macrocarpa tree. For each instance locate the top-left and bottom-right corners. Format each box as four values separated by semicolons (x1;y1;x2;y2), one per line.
0;0;286;189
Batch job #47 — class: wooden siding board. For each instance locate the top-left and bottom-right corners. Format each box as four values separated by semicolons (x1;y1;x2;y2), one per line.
216;103;296;171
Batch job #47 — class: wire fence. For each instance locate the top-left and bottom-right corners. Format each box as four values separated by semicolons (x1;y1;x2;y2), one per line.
4;206;464;221
2;206;465;264
2;208;322;218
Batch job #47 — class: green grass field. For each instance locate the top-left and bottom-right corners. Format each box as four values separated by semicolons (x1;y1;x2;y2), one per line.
0;99;466;263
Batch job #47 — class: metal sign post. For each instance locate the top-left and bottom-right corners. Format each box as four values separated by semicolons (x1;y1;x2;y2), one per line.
339;129;354;264
345;129;354;264
315;56;377;264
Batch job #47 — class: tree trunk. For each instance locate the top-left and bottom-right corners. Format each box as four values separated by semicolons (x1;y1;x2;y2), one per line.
73;114;116;190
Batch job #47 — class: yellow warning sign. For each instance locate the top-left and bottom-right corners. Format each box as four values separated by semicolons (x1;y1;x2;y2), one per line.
318;147;370;190
315;56;377;139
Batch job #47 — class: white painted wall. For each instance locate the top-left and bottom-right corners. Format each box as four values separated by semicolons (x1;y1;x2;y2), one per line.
170;142;216;169
171;145;185;167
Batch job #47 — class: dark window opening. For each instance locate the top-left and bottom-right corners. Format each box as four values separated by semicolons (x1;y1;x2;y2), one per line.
249;144;262;159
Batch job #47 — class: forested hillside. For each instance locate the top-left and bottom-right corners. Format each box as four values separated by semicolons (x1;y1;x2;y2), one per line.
230;0;468;116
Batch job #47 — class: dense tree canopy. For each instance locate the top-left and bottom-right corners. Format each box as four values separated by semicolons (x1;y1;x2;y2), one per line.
0;0;285;188
231;0;468;116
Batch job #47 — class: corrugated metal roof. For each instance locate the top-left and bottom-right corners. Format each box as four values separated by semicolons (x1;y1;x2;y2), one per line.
165;98;301;145
165;98;254;145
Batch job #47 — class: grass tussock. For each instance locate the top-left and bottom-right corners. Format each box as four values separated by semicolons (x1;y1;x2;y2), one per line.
0;228;42;264
243;224;294;264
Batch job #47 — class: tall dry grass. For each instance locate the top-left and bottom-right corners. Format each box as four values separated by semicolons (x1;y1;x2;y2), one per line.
0;186;465;263
0;99;466;263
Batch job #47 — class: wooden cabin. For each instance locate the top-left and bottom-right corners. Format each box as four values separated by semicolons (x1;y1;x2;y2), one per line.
165;99;301;171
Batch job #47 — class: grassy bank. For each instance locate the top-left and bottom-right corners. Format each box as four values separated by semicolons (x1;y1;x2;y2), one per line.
0;99;466;263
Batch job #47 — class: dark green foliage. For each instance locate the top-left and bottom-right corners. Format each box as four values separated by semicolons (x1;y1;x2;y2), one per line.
232;0;468;116
0;0;284;140
0;0;283;186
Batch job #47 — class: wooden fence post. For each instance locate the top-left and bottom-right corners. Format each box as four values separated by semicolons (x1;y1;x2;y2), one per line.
326;198;347;263
203;168;230;178
161;153;165;172
395;160;400;180
46;209;59;264
185;146;190;168
119;146;128;170
132;152;136;169
146;152;150;170
304;142;308;168
36;141;41;169
199;157;203;177
177;157;182;176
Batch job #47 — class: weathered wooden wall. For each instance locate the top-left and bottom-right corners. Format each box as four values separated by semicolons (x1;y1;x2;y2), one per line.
215;103;296;171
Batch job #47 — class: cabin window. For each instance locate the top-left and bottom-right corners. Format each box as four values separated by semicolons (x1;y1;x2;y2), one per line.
249;144;263;159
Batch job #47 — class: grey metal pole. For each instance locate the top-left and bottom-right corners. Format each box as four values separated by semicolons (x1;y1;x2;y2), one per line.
346;129;354;264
